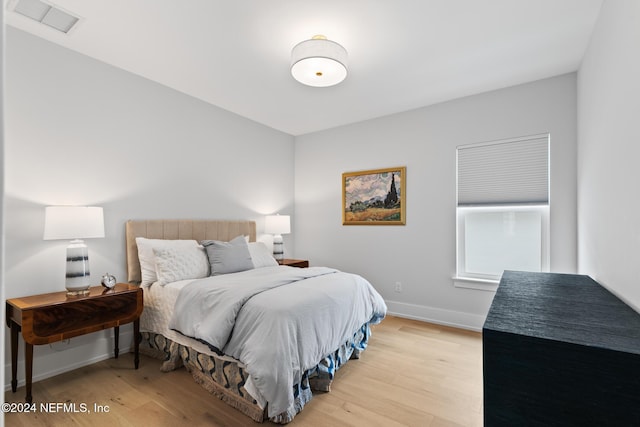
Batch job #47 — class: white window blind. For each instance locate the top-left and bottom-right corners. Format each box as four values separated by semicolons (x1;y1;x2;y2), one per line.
457;135;549;206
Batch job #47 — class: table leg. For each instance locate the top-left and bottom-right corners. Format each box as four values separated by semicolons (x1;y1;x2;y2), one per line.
134;319;140;369
25;342;33;403
114;326;120;359
10;322;18;392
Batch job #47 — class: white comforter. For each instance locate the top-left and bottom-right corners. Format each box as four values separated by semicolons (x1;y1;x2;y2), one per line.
168;266;387;420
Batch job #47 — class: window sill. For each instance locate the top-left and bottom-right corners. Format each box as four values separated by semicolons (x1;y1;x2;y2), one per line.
453;276;499;292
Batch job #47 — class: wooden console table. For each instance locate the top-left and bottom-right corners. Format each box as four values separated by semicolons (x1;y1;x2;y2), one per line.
6;284;143;403
483;271;640;426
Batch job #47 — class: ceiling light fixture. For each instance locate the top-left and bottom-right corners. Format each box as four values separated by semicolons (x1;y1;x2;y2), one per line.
10;0;80;34
291;35;348;87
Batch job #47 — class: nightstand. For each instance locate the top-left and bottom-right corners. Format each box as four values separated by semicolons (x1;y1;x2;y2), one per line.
6;283;143;403
278;259;309;268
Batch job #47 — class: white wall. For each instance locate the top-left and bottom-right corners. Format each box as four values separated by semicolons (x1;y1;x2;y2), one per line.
4;27;294;388
295;74;578;330
577;0;640;311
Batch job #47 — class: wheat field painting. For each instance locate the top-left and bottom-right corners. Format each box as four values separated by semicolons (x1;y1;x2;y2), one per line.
342;167;406;225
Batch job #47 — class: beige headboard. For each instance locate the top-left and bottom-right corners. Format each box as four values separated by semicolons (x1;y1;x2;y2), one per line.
125;219;257;283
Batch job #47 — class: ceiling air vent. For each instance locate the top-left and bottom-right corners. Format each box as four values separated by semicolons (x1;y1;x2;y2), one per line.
10;0;80;34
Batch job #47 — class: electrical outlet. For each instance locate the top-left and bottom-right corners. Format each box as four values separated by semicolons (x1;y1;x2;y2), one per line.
394;281;402;292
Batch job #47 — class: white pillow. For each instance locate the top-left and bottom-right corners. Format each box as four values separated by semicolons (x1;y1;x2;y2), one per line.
249;242;278;268
153;246;210;285
136;238;200;286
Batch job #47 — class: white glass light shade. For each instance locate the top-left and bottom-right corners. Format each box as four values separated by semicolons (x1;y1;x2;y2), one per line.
44;206;105;240
265;215;291;235
291;36;348;87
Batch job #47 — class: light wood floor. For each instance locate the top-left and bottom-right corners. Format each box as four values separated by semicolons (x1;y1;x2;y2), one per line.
4;316;483;426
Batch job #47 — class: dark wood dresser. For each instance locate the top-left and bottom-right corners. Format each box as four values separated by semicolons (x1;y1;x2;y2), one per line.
483;271;640;426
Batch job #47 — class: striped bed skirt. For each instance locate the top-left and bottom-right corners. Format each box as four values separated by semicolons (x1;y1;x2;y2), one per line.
138;322;372;423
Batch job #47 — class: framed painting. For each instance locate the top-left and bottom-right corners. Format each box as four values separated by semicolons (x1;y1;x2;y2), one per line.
342;166;406;225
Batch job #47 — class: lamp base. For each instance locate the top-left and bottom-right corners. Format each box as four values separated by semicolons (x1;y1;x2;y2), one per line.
65;239;91;296
273;234;284;261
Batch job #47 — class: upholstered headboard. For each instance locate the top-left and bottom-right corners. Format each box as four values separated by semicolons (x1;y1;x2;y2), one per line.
125;219;257;283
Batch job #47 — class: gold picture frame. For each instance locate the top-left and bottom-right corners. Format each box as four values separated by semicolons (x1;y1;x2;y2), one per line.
342;166;406;225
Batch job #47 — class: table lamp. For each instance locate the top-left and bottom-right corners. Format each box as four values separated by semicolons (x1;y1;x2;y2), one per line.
43;206;105;295
265;214;290;261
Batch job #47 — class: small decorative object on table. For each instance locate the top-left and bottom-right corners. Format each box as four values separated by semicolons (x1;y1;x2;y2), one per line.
101;273;117;289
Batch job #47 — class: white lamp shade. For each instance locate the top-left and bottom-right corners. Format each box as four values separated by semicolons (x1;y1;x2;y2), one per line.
291;37;348;87
265;215;291;235
43;206;105;240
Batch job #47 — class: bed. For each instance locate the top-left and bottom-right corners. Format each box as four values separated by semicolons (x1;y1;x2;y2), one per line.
125;219;387;423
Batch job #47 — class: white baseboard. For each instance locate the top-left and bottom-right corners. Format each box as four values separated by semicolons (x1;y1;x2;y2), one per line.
385;300;487;332
4;329;135;392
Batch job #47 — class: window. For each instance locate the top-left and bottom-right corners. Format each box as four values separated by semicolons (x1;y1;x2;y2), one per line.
456;135;550;283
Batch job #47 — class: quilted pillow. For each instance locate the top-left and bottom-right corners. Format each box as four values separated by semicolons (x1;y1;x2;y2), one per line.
136;238;201;286
201;235;254;275
153;246;210;285
249;242;278;268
